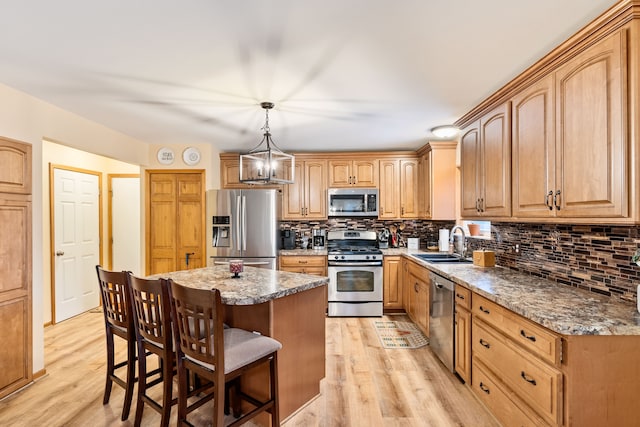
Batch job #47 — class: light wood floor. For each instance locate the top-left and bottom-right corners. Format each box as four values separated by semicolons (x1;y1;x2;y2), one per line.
0;310;499;427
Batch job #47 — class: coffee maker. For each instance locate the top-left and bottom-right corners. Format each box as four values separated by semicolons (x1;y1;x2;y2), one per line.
312;228;326;250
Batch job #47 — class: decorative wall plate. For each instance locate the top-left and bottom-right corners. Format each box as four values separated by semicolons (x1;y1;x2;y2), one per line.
183;147;201;166
157;147;175;165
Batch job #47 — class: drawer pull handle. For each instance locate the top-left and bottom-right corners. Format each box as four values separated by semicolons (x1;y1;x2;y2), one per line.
479;305;490;314
479;382;490;394
479;339;491;349
298;260;308;264
455;293;465;300
520;329;537;342
521;371;537;386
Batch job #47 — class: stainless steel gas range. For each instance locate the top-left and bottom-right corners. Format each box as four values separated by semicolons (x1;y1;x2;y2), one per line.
326;230;383;317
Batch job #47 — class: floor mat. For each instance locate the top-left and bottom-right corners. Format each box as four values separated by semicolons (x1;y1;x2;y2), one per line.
373;320;429;349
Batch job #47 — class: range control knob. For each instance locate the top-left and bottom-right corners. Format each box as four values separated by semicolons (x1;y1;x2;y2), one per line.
341;255;345;260
365;255;370;260
334;255;339;260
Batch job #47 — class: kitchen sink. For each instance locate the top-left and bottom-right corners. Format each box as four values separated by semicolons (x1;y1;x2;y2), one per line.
413;253;473;264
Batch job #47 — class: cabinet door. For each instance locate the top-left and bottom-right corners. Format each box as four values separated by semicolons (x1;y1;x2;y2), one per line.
282;163;306;219
400;159;419;218
480;103;511;217
304;160;327;219
378;160;399;219
383;256;402;309
512;75;555;218
460;122;481;217
352;160;378;187
417;153;431;218
555;29;626;218
0;138;32;195
0;196;32;399
454;306;471;383
328;160;352;187
415;281;429;335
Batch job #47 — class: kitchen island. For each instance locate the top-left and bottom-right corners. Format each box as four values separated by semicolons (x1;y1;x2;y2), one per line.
150;265;328;425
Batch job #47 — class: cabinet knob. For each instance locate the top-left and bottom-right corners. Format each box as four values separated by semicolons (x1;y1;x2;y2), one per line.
479;305;490;314
545;190;554;210
479;382;490;394
520;371;537;386
520;329;537;342
554;190;561;211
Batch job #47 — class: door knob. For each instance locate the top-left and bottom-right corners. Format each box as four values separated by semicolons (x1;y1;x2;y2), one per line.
55;250;64;256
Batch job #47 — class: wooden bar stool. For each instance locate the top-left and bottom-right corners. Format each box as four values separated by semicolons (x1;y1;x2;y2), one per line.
168;279;281;427
95;265;136;421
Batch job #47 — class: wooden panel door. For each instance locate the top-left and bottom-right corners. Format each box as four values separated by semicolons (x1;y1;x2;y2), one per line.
400;159;418;218
352;160;377;187
454;306;471;383
176;174;205;270
0;137;32;399
304;160;327;219
0;196;32;399
147;171;204;275
555;29;626;218
460;123;481;217
511;75;555;218
378;160;399;219
480;103;511;217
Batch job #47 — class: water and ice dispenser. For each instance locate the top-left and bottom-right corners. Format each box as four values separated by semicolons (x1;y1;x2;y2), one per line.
212;216;230;247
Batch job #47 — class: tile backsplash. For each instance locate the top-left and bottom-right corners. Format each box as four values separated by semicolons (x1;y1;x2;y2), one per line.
468;223;640;303
282;218;640;303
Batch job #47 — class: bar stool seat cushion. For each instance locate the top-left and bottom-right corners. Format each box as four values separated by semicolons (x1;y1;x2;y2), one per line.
186;328;282;374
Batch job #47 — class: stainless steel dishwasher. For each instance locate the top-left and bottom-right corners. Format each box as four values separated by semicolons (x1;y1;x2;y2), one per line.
429;271;454;372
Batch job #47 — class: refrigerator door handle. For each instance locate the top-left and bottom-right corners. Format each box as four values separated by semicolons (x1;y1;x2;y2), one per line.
242;195;247;251
236;195;242;251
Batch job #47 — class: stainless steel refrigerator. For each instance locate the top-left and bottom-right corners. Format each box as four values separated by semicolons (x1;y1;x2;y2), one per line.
206;189;280;270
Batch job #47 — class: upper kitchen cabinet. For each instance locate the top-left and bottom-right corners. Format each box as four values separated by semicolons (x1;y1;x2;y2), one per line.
418;141;456;220
457;0;640;224
0;138;32;194
554;30;626;218
513;30;627;220
282;158;327;220
460;103;511;218
378;158;419;219
328;159;377;188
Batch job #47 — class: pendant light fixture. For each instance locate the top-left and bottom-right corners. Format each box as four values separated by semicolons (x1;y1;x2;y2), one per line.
239;102;295;184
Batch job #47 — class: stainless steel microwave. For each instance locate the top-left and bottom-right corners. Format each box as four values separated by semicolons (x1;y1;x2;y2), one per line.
328;188;379;217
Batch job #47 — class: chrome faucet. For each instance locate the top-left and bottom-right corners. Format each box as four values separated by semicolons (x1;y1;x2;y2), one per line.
449;225;467;258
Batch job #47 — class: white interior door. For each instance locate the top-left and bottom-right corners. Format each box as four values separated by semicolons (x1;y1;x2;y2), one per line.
111;176;141;274
54;168;100;322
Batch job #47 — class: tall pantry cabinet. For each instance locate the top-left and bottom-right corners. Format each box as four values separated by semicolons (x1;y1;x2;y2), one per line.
0;137;32;399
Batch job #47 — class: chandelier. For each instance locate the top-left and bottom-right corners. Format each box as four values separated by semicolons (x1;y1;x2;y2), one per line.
239;102;295;184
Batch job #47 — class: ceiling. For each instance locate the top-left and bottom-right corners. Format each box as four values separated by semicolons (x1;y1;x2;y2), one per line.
0;0;617;153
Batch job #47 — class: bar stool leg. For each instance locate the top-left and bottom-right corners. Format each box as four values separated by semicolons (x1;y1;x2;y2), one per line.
122;335;136;420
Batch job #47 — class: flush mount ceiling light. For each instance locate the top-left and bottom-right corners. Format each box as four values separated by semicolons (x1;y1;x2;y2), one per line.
430;125;460;139
239;102;295;184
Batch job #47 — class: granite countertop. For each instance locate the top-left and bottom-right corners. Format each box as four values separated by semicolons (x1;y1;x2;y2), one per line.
402;252;640;336
149;265;328;305
279;249;327;256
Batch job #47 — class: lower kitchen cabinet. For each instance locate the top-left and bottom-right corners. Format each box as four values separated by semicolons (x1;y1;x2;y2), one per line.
403;258;429;336
383;256;402;310
454;284;471;383
279;255;327;276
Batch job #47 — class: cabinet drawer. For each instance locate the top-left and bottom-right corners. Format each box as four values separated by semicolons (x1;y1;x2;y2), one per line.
472;293;561;365
473;319;562;426
454;284;471;310
280;256;326;268
472;359;550;427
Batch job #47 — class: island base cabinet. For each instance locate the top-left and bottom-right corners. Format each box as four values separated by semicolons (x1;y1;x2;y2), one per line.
562;335;640;427
472;359;550;427
224;285;326;425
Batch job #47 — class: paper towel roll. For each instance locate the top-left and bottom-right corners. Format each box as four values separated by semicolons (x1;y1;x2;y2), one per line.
438;229;450;251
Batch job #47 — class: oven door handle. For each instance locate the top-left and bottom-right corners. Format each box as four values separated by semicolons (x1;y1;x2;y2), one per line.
328;262;382;267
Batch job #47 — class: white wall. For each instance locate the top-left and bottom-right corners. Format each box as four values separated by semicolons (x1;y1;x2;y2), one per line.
42;141;140;324
0;82;151;375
